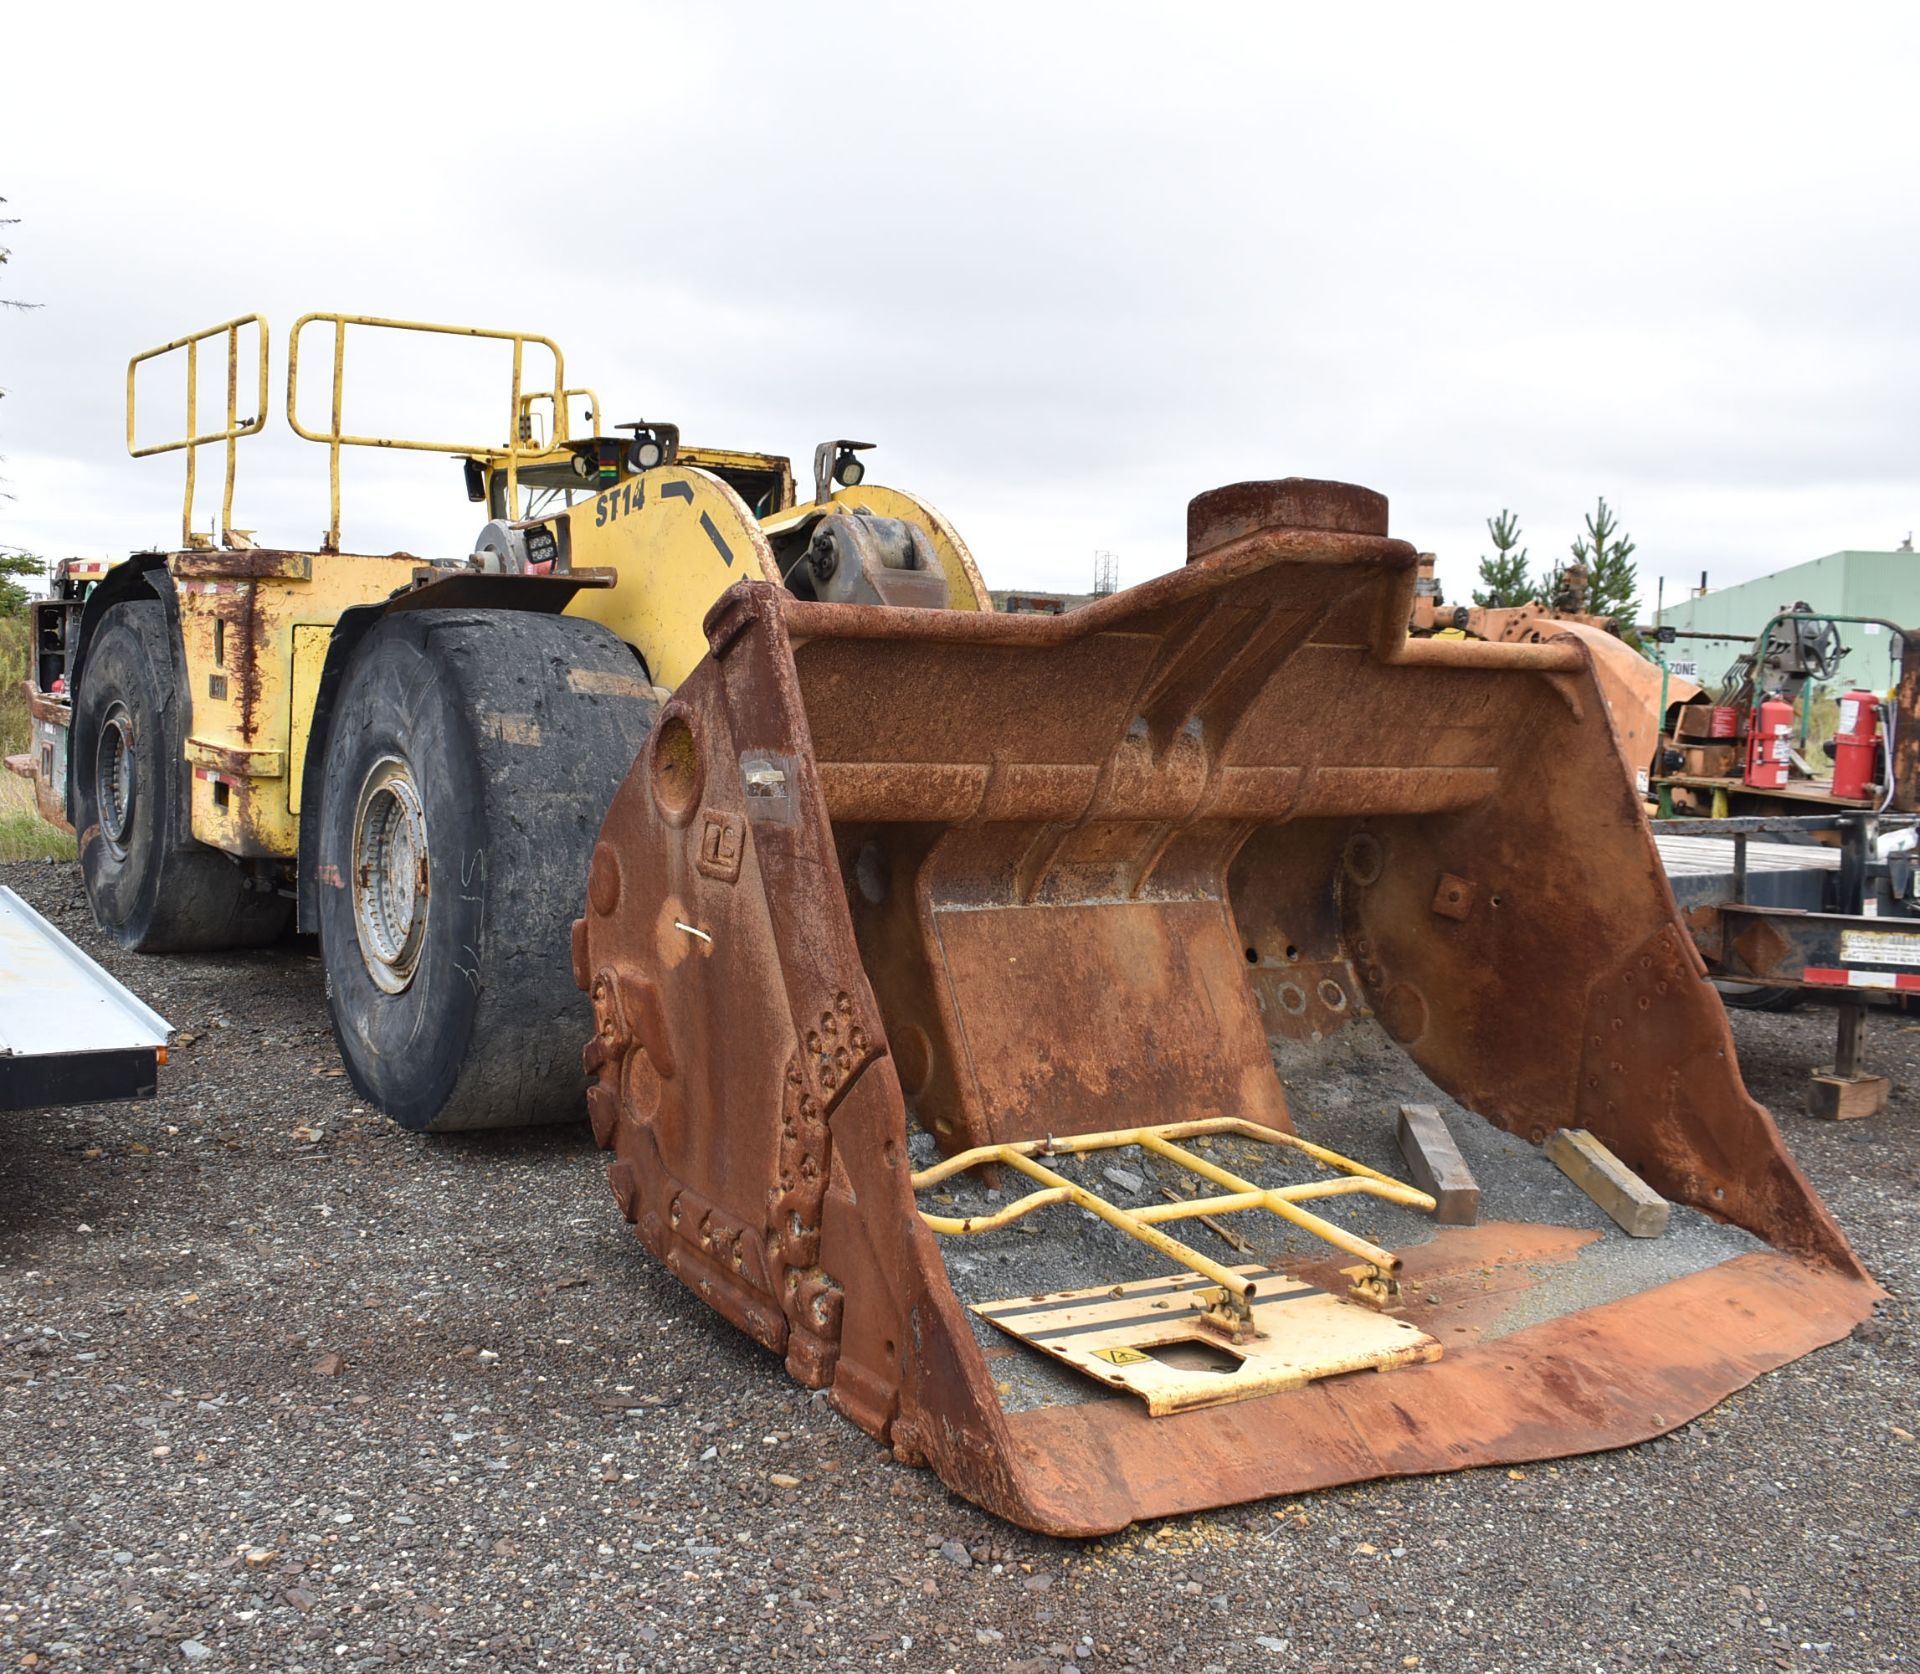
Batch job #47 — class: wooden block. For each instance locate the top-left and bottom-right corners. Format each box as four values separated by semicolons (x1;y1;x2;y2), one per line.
1684;743;1739;778
1545;1128;1669;1238
1396;1104;1480;1226
1807;1072;1889;1121
1674;702;1719;742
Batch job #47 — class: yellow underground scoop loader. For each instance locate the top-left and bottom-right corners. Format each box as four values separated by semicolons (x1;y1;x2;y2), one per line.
19;313;1874;1534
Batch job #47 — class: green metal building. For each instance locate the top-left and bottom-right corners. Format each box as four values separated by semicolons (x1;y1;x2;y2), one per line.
1655;549;1920;696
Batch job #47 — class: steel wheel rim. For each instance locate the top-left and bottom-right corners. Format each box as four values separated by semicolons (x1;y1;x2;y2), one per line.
351;756;430;994
96;702;136;856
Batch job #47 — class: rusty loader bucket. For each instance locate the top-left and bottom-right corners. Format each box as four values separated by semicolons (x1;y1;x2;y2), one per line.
573;479;1878;1536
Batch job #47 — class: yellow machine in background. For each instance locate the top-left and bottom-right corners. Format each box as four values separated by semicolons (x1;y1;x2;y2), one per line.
19;312;986;1128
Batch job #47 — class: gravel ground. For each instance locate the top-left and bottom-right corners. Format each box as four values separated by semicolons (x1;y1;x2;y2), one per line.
2;854;1915;1673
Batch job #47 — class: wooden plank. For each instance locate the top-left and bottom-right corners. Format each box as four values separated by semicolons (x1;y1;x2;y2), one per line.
1658;773;1873;808
1395;1103;1480;1226
1545;1127;1669;1238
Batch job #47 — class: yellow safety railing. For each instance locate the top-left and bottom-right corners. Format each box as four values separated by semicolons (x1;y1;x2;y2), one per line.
518;387;603;451
913;1118;1436;1333
126;314;269;549
287;313;568;551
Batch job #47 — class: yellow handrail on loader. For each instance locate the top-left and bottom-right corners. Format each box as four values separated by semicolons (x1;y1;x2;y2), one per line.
287;313;568;550
126;314;269;549
518;387;604;451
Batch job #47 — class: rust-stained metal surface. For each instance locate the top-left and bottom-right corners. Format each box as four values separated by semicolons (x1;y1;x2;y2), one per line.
157;548;420;860
575;477;1878;1534
170;549;318;583
1894;631;1920;813
12;687;74;833
1555;619;1693;790
1408;573;1698;790
1682;900;1920;995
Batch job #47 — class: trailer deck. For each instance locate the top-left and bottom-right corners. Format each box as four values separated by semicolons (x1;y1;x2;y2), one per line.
1656;831;1839;911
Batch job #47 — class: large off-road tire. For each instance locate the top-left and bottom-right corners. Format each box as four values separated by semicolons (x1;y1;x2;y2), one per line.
315;609;658;1132
72;598;291;952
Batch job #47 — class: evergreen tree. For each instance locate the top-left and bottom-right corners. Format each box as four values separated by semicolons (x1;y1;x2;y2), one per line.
1472;509;1533;607
0;552;45;616
1568;496;1640;623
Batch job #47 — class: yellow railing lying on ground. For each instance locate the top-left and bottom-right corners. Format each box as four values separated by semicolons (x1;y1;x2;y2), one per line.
913;1118;1436;1335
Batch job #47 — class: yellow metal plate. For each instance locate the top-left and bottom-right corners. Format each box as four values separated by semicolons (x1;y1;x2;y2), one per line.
973;1266;1441;1417
287;625;332;815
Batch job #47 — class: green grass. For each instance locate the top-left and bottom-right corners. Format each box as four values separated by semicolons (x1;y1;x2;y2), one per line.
0;772;74;861
0;616;76;863
0;615;26;757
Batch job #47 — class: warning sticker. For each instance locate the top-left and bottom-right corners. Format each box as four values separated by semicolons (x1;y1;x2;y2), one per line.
1092;1346;1152;1366
1840;928;1920;968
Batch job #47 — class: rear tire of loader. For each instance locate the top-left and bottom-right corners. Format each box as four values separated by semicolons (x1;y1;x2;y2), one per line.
72;599;292;952
314;609;658;1132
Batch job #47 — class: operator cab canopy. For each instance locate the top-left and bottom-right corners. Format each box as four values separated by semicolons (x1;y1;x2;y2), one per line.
467;429;797;524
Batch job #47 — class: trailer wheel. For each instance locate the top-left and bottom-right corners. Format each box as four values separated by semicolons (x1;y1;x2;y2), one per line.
72;599;290;952
315;609;658;1131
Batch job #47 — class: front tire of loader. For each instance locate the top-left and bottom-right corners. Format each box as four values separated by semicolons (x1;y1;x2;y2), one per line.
72;598;291;952
315;609;658;1132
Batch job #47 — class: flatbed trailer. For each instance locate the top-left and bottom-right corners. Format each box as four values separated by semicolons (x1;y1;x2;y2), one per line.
1657;811;1920;1117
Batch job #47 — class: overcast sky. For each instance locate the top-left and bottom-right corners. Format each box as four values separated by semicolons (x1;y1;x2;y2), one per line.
4;2;1916;610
